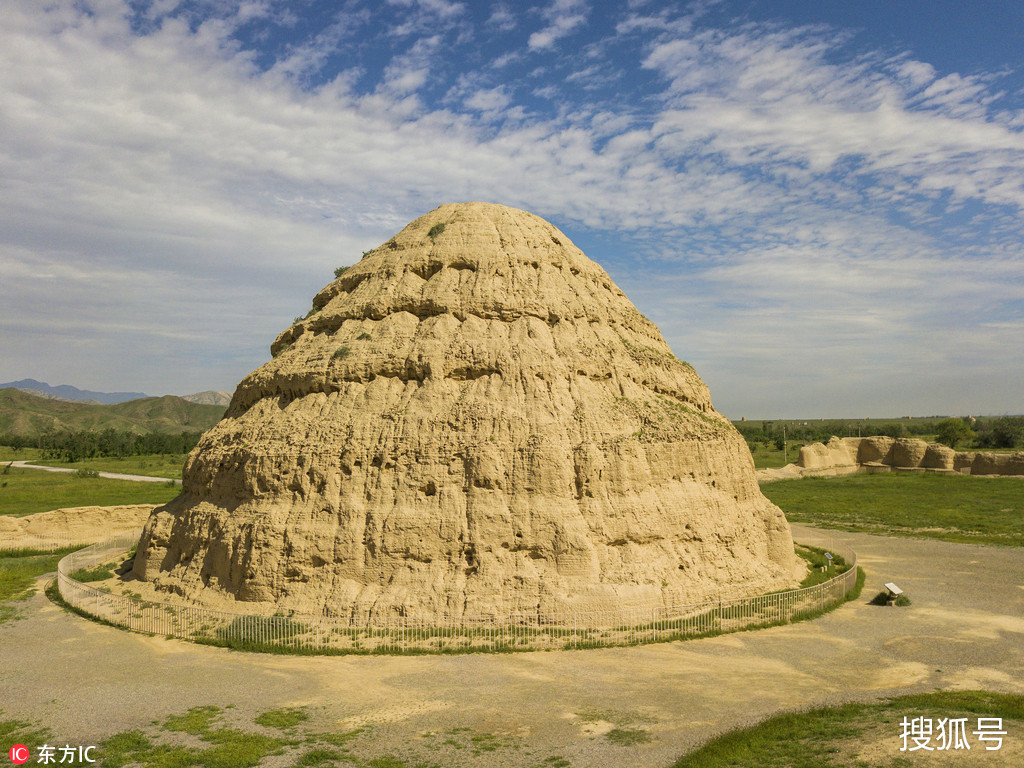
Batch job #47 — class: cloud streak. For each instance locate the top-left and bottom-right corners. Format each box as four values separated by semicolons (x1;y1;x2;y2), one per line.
528;0;589;51
0;0;1021;416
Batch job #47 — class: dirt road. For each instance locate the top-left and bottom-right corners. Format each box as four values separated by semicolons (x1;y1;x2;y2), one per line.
8;460;180;484
1;525;1022;767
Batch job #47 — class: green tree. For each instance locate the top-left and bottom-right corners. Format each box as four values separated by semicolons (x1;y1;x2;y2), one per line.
980;417;1024;449
934;418;974;449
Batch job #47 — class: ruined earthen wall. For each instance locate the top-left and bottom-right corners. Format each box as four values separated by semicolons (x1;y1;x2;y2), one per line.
758;435;1023;483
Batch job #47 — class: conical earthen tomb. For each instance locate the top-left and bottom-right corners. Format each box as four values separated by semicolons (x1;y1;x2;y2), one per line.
134;202;804;619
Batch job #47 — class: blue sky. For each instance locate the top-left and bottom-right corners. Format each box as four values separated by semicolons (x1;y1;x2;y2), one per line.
1;0;1022;418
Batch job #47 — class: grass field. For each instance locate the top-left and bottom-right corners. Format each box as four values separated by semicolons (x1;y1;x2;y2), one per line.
2;691;1019;767
763;473;1024;546
747;441;804;468
0;547;79;624
791;544;850;589
0;703;568;768
0;446;44;462
32;454;187;479
672;690;1023;767
0;466;178;517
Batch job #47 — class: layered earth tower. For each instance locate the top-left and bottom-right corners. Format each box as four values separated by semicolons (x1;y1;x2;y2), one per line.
133;203;804;619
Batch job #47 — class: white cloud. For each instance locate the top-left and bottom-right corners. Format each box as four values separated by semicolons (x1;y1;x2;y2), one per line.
388;0;465;17
615;9;690;36
641;24;1024;213
464;86;511;112
1;0;1021;414
486;4;516;31
528;0;589;51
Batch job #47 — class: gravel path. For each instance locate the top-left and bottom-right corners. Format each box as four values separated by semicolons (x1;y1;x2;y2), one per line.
8;460;181;484
1;525;1022;767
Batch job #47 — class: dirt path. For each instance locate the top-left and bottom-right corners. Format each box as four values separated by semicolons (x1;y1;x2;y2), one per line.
1;526;1022;767
8;460;181;484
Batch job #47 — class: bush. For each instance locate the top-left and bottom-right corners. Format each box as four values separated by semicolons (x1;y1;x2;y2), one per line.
870;590;911;606
332;346;351;360
334;266;349;278
68;564;115;582
935;418;974;449
356;332;372;341
428;222;445;240
976;417;1024;449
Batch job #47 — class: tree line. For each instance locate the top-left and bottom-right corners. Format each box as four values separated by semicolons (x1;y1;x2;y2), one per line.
935;416;1024;450
735;420;923;451
735;416;1024;452
1;428;204;461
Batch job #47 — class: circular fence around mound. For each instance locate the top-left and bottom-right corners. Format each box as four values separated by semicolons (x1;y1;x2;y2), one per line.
57;531;858;654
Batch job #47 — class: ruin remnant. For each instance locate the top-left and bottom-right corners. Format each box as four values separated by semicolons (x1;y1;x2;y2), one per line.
133;203;804;619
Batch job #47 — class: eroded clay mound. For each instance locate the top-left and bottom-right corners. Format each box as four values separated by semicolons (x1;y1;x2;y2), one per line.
1;505;155;549
133;203;804;619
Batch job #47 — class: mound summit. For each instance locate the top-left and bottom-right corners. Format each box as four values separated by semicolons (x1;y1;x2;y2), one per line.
133;202;804;619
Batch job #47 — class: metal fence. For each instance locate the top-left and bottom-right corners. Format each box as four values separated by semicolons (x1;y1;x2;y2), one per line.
57;531;857;654
3;534;103;553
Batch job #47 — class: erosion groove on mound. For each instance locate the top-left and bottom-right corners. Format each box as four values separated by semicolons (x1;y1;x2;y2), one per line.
133;202;804;621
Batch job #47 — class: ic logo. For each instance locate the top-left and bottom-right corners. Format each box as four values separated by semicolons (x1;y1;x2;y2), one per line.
8;745;29;765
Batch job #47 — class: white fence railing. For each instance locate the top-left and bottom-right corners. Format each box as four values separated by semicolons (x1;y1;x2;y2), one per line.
3;534;103;553
57;531;858;654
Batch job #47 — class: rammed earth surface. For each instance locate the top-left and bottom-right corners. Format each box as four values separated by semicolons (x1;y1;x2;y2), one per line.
133;203;804;619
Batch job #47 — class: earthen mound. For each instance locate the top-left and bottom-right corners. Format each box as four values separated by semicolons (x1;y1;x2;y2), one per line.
133;203;804;619
1;505;155;549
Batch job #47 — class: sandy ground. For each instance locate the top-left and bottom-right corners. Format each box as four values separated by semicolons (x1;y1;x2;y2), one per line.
0;505;152;549
1;525;1023;767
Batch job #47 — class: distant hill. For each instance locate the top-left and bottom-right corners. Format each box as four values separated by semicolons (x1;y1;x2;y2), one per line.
0;388;226;436
0;378;148;405
182;390;232;406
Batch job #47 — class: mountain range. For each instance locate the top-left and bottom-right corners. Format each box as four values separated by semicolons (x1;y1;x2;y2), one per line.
0;379;231;406
0;388;226;436
0;378;147;405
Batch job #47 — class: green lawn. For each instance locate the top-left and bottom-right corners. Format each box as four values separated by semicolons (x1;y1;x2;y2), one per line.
747;441;804;468
0;547;79;624
0;466;178;517
0;446;44;462
673;690;1023;768
791;545;849;589
763;473;1024;546
0;550;69;600
32;453;187;479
